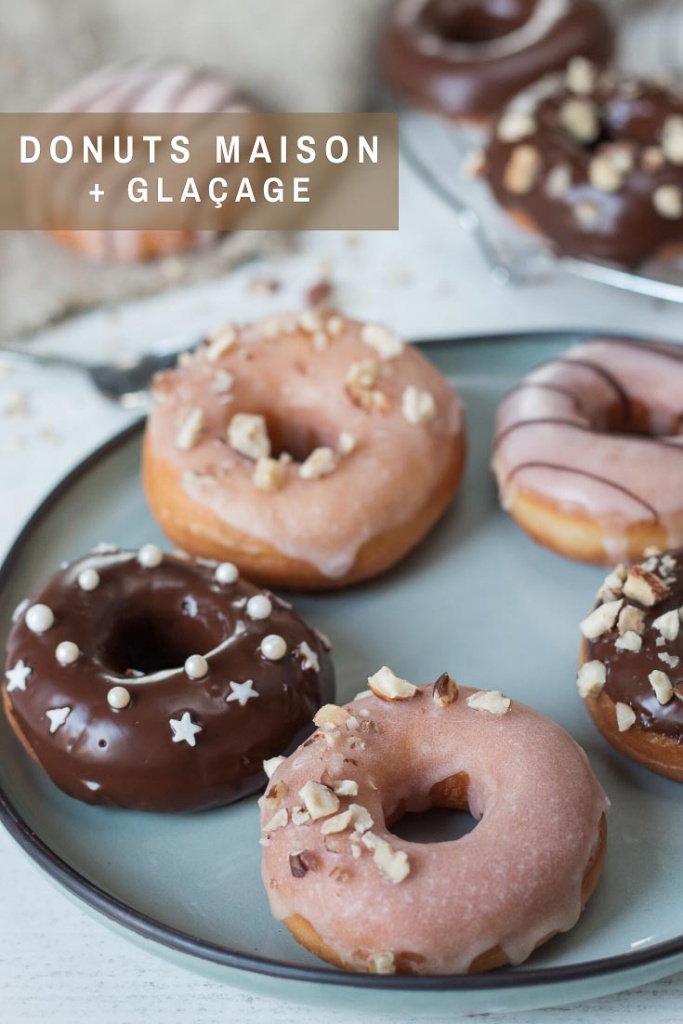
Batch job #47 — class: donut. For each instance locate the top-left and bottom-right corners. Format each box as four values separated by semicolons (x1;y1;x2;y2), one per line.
39;60;258;263
484;67;683;265
2;544;334;811
260;671;607;974
578;548;683;782
143;312;466;590
381;0;613;123
492;336;683;566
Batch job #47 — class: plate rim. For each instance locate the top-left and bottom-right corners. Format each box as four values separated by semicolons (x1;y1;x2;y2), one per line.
3;339;683;993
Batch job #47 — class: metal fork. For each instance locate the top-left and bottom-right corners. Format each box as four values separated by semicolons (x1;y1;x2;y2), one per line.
0;344;193;409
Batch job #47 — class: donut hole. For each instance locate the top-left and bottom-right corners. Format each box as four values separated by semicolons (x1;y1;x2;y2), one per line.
422;0;532;43
388;771;479;845
101;612;218;675
265;414;336;464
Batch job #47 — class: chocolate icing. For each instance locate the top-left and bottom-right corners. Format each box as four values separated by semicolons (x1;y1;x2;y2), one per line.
3;548;334;811
485;73;683;265
382;0;613;120
586;551;683;739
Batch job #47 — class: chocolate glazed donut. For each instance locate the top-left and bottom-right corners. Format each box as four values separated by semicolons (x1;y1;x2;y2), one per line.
3;546;334;811
485;70;683;265
381;0;613;122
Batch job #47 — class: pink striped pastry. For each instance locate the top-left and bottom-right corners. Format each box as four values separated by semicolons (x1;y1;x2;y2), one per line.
260;673;607;974
492;337;683;565
42;60;257;262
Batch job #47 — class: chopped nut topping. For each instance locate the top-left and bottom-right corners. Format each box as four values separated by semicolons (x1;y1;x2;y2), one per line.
653;184;683;220
227;413;271;461
497;109;536;143
298;311;322;333
263;807;289;833
466;690;511;715
210;369;235;394
503;144;541;195
360;323;404;359
402;386;437;425
313;704;351;729
601;142;635;175
576;660;606;699
641;146;665;173
368;952;396;975
289;850;318;877
615;631;642;653
253;456;286;491
368;666;419;702
580;599;623;639
346;359;379;390
659;652;680;669
291;805;311;826
617;605;645;636
574;200;600;229
616;702;637;732
597;564;627;602
546;164;572;199
205;324;237;360
263;755;285;779
662;114;683;166
623;566;670;606
338;431;357;455
326;315;344;336
649;669;674;705
299;780;340;820
433;672;459;707
176;408;204;451
653;609;680;642
299;446;338;480
329;866;351;883
263;781;286;809
321;809;353;835
560;98;600;143
361;832;410;884
332;779;359;797
589;156;623;193
566;56;597;95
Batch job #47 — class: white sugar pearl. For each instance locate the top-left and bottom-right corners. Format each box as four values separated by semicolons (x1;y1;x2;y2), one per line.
247;595;272;620
78;568;100;591
107;686;131;710
185;654;209;679
138;544;163;568
261;634;287;661
26;604;54;633
55;641;80;666
215;562;239;585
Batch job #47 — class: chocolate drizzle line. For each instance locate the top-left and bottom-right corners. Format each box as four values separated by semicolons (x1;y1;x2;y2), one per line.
3;550;334;812
503;462;660;521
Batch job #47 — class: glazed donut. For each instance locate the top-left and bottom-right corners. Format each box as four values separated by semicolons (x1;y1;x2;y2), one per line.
484;68;683;265
260;671;607;974
381;0;612;123
578;549;683;782
492;336;683;566
2;544;333;811
39;60;258;262
143;312;466;590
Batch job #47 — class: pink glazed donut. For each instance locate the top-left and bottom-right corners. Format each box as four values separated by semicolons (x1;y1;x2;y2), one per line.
492;337;683;565
260;673;608;974
143;312;466;590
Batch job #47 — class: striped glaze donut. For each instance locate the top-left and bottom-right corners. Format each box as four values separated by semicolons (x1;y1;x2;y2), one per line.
260;672;607;974
492;337;683;565
40;60;258;262
3;545;334;811
381;0;613;123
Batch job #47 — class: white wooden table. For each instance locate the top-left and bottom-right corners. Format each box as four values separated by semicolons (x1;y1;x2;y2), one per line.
3;163;683;1021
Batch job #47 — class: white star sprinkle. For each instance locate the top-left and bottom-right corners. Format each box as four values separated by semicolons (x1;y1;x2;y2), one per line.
297;641;320;673
46;706;71;733
227;679;259;707
169;712;202;747
5;660;32;693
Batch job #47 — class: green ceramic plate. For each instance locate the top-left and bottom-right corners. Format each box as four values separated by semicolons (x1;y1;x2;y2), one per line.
2;334;683;1016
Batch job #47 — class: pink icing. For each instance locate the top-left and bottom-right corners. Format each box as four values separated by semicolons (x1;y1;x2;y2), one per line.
147;315;464;578
260;684;608;974
492;338;683;549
